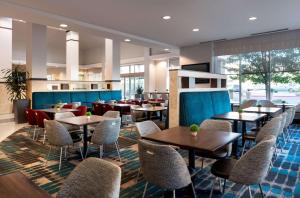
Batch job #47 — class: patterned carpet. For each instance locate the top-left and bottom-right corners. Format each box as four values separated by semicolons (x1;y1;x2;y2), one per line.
0;125;299;198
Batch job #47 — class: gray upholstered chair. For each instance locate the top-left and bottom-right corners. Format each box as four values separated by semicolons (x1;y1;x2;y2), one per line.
239;100;257;109
87;118;122;161
197;119;232;168
135;120;161;138
54;112;81;132
258;100;276;107
44;120;83;171
242;116;282;155
57;158;121;198
103;110;120;118
285;107;296;142
209;135;276;198
138;140;196;198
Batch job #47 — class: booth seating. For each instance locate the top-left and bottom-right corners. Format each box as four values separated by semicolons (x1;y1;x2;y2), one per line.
180;90;231;126
32;90;122;109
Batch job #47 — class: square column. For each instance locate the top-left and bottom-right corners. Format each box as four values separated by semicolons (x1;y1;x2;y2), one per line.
103;38;120;90
66;31;79;81
0;17;12;79
0;17;12;114
144;47;156;92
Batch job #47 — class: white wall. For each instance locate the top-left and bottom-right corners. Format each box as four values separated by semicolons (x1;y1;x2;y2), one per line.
155;60;168;92
180;42;213;65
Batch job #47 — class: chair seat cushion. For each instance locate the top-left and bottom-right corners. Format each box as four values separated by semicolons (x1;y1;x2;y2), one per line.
211;158;237;179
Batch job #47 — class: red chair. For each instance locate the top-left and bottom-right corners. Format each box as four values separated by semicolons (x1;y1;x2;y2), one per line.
25;109;38;139
74;106;88;116
35;111;51;143
63;104;73;109
93;103;102;115
101;104;113;115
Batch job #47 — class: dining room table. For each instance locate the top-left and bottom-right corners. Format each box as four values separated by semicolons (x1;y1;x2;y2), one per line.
243;107;281;119
212;112;267;145
131;106;167;121
142;126;241;170
0;171;50;198
56;115;115;157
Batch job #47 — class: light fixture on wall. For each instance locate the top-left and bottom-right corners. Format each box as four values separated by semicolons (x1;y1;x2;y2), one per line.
124;38;131;42
162;16;171;20
249;17;257;21
60;24;68;28
193;28;200;32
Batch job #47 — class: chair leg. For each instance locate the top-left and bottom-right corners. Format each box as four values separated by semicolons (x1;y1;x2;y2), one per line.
136;168;141;182
32;126;36;140
209;177;217;198
59;147;63;171
44;146;52;166
85;146;89;159
99;145;103;158
173;190;176;198
142;182;148;198
42;129;46;144
78;146;84;160
115;141;122;162
241;140;248;156
248;186;252;198
190;182;196;198
258;183;264;198
218;178;222;193
201;158;204;169
223;179;226;194
64;147;67;158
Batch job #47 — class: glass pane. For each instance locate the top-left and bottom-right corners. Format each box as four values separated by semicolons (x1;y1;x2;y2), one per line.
271;72;300;104
241;74;267;101
124;77;130;99
270;48;300;73
120;66;130;74
227;75;240;102
217;55;239;75
130;65;135;73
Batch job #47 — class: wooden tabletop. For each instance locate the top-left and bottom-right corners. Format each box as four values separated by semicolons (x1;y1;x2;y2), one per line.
243;107;281;114
0;172;50;198
56;115;115;126
110;103;132;107
212;111;267;122
148;100;164;104
142;126;241;153
38;108;78;114
132;106;167;112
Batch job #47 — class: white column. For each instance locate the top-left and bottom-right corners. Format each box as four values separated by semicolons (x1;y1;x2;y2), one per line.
103;38;120;89
26;23;47;79
155;60;168;92
144;47;156;92
0;17;12;79
66;31;79;81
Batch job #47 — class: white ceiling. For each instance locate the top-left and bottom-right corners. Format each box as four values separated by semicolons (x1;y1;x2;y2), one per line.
2;0;300;47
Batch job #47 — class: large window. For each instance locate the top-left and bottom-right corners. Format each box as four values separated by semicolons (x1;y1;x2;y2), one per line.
217;48;300;104
120;64;145;99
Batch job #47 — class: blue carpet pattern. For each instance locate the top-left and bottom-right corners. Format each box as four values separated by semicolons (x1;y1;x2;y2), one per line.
0;125;299;197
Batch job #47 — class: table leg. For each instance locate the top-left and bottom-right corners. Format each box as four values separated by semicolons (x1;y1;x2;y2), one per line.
147;112;151;120
232;138;239;157
233;120;238;132
83;125;88;157
160;110;163;121
242;121;246;145
188;149;195;169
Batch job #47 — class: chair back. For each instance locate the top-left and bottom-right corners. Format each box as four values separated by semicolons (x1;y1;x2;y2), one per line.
55;112;75;120
239;100;257;109
135;121;161;137
278;112;288;134
288;107;296;125
63;104;73;109
35;111;50;128
26;109;37;125
74;106;88;116
103;111;120;118
93;103;102;115
57;158;121;198
200;119;232;155
229;135;276;185
284;108;294;128
44;120;73;146
102;104;114;115
258;100;276;107
91;118;121;145
138;140;191;190
255;116;282;143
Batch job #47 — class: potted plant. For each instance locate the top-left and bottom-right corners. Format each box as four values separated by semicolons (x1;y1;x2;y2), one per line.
86;111;92;119
189;124;200;137
135;86;144;99
237;108;243;114
1;66;29;123
257;104;262;111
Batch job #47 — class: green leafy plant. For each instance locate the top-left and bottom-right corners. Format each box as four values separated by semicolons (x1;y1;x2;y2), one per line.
1;66;28;102
257;104;262;108
237;108;244;113
189;124;199;132
136;86;144;95
282;100;286;104
86;112;92;116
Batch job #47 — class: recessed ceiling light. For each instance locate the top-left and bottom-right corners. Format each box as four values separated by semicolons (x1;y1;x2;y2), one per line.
249;17;257;21
193;28;200;32
164;48;169;51
13;19;26;23
60;24;68;28
162;16;171;20
124;39;131;42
